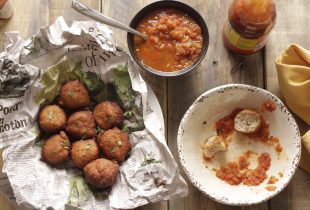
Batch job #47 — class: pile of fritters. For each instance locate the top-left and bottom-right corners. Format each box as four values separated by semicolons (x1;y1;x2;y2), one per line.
38;80;131;189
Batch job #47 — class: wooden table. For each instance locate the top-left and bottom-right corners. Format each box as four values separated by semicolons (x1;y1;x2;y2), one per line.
1;0;309;209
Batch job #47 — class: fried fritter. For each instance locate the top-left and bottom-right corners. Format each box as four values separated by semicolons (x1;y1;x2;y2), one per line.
97;127;131;162
66;111;96;139
39;105;67;133
83;158;119;189
202;135;227;159
71;139;100;169
58;80;90;109
234;109;262;133
93;101;123;130
41;131;71;165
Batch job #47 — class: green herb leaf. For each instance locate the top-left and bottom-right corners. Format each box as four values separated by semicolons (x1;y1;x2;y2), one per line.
60;140;69;150
47;111;54;121
113;63;145;133
141;152;161;166
60;140;67;147
85;143;93;150
67;176;92;207
81;131;88;139
96;125;104;132
111;147;118;153
67;91;76;97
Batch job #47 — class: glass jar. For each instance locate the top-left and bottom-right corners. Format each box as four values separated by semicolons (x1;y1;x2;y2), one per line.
223;0;276;55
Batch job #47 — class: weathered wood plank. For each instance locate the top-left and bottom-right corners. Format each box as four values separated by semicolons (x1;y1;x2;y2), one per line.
265;0;310;96
265;1;310;209
1;1;309;210
269;169;310;210
101;1;167;210
167;1;267;210
0;0;49;46
49;0;100;25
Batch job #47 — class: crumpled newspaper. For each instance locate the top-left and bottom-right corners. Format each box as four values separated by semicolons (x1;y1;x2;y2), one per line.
0;17;188;210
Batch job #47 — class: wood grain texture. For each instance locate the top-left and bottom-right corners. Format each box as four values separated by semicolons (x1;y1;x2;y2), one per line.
0;0;309;210
49;0;100;25
167;1;267;210
0;0;49;46
265;0;310;209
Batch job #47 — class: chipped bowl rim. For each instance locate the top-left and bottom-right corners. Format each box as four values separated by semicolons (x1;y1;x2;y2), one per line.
177;84;301;206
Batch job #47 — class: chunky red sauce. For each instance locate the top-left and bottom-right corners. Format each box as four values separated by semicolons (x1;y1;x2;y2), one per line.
215;108;242;139
215;152;271;186
266;136;283;155
134;8;203;72
265;174;281;191
265;185;276;191
246;117;270;141
261;101;277;112
203;155;212;162
267;175;278;184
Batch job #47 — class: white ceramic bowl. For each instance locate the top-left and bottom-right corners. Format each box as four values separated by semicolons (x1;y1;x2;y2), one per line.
177;84;301;205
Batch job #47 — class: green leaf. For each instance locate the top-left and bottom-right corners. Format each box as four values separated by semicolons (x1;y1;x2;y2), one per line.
35;59;145;134
34;59;83;107
113;63;145;132
67;176;92;207
67;91;76;98
113;63;136;110
96;125;104;132
34;59;109;108
141;152;161;167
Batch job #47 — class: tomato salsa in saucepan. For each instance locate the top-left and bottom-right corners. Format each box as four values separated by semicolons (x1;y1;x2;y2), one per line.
133;8;203;72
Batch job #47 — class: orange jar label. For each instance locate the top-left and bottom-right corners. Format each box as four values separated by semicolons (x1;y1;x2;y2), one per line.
223;21;268;54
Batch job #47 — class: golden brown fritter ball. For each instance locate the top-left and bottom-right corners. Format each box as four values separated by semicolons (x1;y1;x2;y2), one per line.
71;139;100;169
66;111;96;139
58;80;90;109
97;127;131;162
93;101;123;130
41;131;71;165
83;158;119;189
39;105;67;133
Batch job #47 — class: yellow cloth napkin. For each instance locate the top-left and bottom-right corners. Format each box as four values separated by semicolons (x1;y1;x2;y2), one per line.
276;44;310;173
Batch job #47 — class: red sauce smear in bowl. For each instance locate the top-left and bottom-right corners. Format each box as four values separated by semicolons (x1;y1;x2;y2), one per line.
215;104;282;154
208;101;282;188
215;108;242;139
261;101;277;112
214;151;271;186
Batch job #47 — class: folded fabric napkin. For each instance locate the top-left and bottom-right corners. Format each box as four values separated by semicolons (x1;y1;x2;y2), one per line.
275;44;310;173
